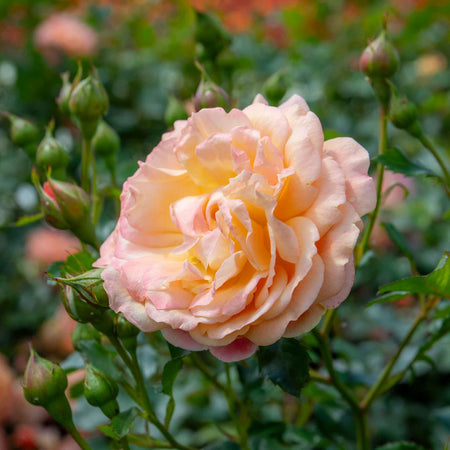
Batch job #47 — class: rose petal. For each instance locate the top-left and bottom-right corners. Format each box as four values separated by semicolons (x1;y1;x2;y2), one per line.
209;338;258;362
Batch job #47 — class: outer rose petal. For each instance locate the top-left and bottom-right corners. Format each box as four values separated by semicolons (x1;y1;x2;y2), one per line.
161;328;208;351
209;338;258;363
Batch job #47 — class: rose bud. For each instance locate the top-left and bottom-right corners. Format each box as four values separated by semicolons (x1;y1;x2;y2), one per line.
23;348;68;406
3;112;40;158
84;365;119;419
69;71;108;139
360;28;399;79
72;323;101;352
194;11;231;61
164;96;188;127
92;120;120;175
389;90;422;137
41;179;97;247
194;79;229;112
56;72;73;116
263;71;289;106
116;314;140;354
36;122;70;176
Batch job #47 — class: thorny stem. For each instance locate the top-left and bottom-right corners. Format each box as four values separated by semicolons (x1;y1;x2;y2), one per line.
356;106;388;265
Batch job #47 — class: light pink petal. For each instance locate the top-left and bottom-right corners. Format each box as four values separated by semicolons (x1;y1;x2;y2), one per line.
316;203;360;304
192;108;251;137
243;103;291;150
252;93;268;105
161;328;208;351
279;94;310;115
209;338;258;362
102;267;163;332
94;227;118;267
170;194;209;237
304;157;346;236
324;137;376;216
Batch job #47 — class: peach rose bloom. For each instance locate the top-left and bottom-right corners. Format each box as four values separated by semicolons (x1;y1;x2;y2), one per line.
95;95;376;362
34;13;97;62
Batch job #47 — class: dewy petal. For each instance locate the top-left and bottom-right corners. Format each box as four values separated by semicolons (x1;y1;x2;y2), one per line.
209;338;258;362
243;103;291;150
161;328;208;351
324;137;376;216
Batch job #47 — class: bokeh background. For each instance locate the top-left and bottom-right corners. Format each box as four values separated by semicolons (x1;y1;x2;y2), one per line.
0;0;449;449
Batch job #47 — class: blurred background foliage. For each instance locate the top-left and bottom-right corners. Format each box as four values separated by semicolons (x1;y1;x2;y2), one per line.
0;0;449;449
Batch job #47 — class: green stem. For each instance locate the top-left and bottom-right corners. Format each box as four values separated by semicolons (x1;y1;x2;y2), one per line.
66;424;92;450
109;336;194;450
361;311;426;410
356;107;388;265
81;138;92;194
224;364;250;450
418;134;450;197
312;329;369;450
321;309;337;337
127;433;171;448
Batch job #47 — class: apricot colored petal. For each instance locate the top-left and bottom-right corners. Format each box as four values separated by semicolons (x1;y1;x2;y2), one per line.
192;108;251;137
243;103;291;150
324;137;376;215
279;94;310;115
170;194;209;237
283;303;326;337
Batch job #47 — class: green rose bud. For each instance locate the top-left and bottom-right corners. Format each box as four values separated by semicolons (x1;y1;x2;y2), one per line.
194;79;229;112
84;365;119;418
360;29;399;79
56;72;73;116
3;112;40;158
36;123;70;176
69;72;108;140
92;120;120;177
389;90;422;137
263;71;289;106
23;349;75;430
23;348;68;406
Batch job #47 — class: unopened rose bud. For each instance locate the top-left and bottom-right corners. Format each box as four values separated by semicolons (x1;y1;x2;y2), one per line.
194;79;229;112
360;29;399;79
69;71;108;139
92;120;119;175
84;365;119;418
36;123;70;176
4;112;40;158
263;71;289;106
389;90;422;137
164;96;188;127
72;323;101;352
116;314;140;354
42;179;97;247
23;348;68;406
56;72;72;116
23;349;75;430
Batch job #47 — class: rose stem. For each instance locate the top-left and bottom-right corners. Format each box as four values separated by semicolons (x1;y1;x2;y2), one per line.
108;336;195;450
312;328;369;450
356;106;388;265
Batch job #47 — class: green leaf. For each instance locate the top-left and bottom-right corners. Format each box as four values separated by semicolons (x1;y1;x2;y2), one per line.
375;442;425;450
55;268;103;289
257;338;311;397
110;407;139;438
13;213;44;227
98;424;120;441
162;358;183;396
417;316;450;356
62;251;96;276
167;342;190;359
77;341;123;380
366;291;411;307
379;253;450;297
377;147;436;177
381;222;414;261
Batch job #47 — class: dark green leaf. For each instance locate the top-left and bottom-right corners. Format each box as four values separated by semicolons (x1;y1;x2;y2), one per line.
62;251;96;276
98;424;120;441
417;316;450;356
168;342;190;359
110;407;139;438
377;147;436;177
366;292;411;307
257;338;311;397
165;397;175;428
375;442;425;450
381;222;414;261
77;341;123;380
162;358;183;396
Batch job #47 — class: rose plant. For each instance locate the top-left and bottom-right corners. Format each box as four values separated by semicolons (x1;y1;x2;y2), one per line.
4;15;449;450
